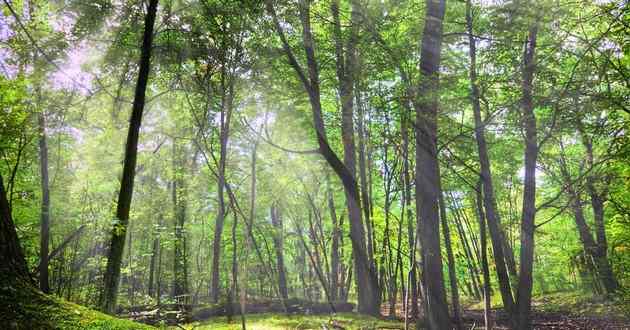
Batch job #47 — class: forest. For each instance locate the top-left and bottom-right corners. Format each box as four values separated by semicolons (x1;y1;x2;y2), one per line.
0;0;629;329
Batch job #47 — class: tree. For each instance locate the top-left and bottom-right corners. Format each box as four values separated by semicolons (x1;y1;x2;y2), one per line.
412;0;450;328
99;0;159;314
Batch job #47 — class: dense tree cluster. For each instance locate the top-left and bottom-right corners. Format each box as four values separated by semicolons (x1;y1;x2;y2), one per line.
1;0;628;329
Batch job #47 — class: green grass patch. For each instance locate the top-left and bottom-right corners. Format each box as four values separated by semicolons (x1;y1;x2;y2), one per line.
532;291;630;317
177;313;407;329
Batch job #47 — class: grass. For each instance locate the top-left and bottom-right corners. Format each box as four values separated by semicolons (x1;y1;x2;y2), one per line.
464;289;630;319
0;274;154;330
533;290;630;318
176;313;407;329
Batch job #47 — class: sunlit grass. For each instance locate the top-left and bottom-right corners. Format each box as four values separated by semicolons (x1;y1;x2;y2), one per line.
176;313;407;329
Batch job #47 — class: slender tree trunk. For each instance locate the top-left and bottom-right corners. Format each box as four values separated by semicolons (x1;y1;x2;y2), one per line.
172;141;188;302
328;177;340;302
267;0;379;315
515;23;539;330
148;224;159;298
475;182;493;329
271;204;289;300
401;101;419;318
451;202;482;300
99;0;158;314
38;112;51;293
332;0;381;315
439;193;462;330
356;91;374;268
413;0;450;328
580;131;618;293
465;0;516;315
211;67;235;303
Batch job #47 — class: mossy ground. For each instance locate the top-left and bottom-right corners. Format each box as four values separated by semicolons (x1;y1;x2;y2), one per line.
176;313;407;329
0;274;154;330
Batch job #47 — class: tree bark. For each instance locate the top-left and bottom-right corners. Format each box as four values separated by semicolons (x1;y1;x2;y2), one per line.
401;101;419;318
266;0;380;315
439;193;462;330
271;204;289;301
580;130;619;293
37;112;51;293
466;0;516;314
413;0;450;328
211;62;235;303
475;182;493;330
172;141;188;302
99;0;158;314
0;173;30;279
515;23;539;330
328;177;340;302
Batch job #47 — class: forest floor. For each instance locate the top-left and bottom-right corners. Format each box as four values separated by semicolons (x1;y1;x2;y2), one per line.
176;292;630;330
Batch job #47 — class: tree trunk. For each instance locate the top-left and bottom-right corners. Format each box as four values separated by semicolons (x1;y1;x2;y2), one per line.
439;193;462;330
148;222;159;298
475;182;493;329
356;91;375;268
466;0;516;314
401;101;419;318
332;0;381;315
271;204;289;301
38;112;51;293
267;0;380;315
99;0;158;314
515;23;539;330
328;177;340;302
211;64;235;304
580;131;618;293
172;141;188;302
413;0;450;328
0;173;30;279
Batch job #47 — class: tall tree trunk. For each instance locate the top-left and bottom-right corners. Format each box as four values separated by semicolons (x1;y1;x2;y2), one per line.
172;141;188;302
558;143;618;295
271;204;289;301
331;0;381;315
475;182;493;330
515;23;539;330
267;0;379;315
401;101;419;318
580;131;618;293
211;67;235;303
466;0;516;314
450;201;482;300
148;219;159;298
38;112;51;293
328;177;340;302
439;193;462;330
356;91;375;268
99;0;158;314
413;0;450;328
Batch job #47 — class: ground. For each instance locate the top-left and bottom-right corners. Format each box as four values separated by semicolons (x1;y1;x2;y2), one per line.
177;292;630;329
175;313;406;330
3;277;629;330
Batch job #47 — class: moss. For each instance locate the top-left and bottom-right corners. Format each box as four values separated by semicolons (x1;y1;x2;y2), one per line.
0;274;154;330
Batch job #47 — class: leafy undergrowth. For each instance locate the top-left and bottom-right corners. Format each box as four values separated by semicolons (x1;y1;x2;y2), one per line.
175;313;407;329
0;274;154;330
